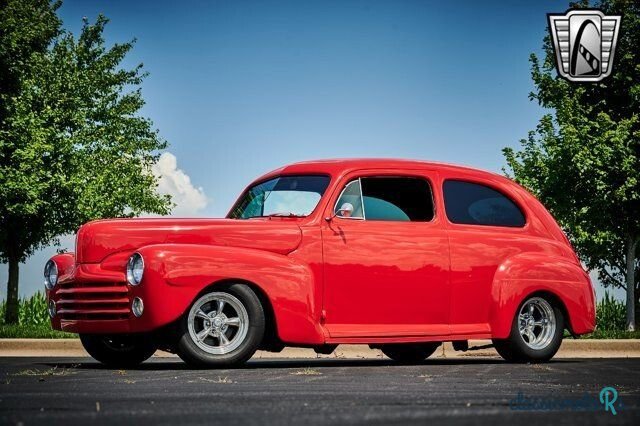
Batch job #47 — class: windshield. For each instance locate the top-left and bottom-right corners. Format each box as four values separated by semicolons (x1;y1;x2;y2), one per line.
228;175;331;219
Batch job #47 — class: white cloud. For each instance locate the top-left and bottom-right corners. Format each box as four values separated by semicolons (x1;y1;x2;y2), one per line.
152;152;208;216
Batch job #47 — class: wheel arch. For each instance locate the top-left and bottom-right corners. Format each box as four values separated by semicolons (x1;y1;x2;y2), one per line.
195;278;282;350
491;286;578;339
490;252;596;339
137;243;326;344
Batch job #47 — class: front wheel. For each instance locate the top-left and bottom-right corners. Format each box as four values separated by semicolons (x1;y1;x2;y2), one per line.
176;284;265;368
80;334;157;367
493;296;564;363
380;342;441;363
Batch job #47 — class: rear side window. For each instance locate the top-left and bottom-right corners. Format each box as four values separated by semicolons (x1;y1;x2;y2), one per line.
443;180;525;227
335;176;434;221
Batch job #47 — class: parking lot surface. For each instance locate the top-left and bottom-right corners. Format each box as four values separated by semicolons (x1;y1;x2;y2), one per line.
0;357;638;425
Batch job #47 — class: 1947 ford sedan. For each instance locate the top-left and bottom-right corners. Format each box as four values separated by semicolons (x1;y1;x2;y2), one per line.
45;159;596;367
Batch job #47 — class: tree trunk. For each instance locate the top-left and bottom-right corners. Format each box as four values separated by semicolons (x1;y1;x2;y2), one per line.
626;237;637;331
634;272;640;330
4;256;20;324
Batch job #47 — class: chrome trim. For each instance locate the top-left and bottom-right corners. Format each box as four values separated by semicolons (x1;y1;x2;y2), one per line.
518;297;556;350
48;299;56;318
332;179;365;220
44;260;58;290
126;253;144;286
187;292;249;355
358;177;366;220
132;297;144;317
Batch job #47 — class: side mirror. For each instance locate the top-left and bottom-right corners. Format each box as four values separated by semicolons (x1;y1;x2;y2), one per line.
337;202;354;217
325;202;360;222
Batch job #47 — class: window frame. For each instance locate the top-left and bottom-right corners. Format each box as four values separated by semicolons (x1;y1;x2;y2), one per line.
332;174;436;223
442;178;528;229
332;178;366;220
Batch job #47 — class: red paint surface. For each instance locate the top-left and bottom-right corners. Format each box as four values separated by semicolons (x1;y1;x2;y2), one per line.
48;159;596;344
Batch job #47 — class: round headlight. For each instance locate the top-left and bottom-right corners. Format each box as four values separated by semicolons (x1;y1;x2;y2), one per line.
44;260;58;290
126;253;144;286
48;299;56;318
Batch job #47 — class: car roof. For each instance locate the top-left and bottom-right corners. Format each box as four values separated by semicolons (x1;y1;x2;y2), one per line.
255;158;509;183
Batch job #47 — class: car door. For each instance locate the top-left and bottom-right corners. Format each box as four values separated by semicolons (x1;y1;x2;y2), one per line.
321;170;450;338
440;173;532;336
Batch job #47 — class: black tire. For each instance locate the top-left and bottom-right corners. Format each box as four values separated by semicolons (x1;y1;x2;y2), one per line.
80;334;157;367
381;342;441;363
176;284;265;368
493;295;564;363
492;338;520;362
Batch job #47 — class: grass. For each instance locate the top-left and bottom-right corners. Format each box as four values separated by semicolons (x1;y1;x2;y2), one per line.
188;377;234;384
579;291;640;339
0;324;74;339
290;368;322;376
208;376;234;384
0;291;74;338
580;329;640;339
13;366;73;377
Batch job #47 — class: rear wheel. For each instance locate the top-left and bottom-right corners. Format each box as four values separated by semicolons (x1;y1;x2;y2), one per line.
176;284;265;368
80;334;157;367
380;342;440;363
493;296;564;363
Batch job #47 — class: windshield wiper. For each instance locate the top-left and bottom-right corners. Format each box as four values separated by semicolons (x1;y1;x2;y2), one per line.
265;212;306;218
245;212;306;219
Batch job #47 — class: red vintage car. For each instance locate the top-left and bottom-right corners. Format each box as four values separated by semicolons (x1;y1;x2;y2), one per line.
45;159;596;367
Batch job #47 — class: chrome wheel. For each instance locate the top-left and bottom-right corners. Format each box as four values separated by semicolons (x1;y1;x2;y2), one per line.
518;297;556;350
187;292;249;355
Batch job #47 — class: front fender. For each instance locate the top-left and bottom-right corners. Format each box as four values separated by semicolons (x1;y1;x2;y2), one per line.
136;244;324;344
490;253;596;338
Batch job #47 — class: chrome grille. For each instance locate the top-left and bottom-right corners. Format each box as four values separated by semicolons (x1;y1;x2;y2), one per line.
56;282;130;320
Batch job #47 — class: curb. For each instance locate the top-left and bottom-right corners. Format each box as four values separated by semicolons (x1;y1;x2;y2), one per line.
1;338;639;358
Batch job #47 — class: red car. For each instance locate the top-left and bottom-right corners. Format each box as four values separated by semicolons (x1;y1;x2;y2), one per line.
45;159;596;367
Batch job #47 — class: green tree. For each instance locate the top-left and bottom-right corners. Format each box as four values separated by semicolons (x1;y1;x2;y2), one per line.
0;0;171;324
504;0;639;330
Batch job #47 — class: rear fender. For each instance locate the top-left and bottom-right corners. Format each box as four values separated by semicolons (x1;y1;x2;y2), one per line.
490;253;596;338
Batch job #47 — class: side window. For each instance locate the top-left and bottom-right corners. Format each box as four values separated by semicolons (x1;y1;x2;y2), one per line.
443;180;525;227
361;177;434;221
334;180;364;219
334;176;434;222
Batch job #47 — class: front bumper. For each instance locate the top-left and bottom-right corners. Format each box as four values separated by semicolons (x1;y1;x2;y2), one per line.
46;253;179;334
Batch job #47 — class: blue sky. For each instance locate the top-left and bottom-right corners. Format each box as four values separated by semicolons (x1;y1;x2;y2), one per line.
3;0;622;300
56;0;556;219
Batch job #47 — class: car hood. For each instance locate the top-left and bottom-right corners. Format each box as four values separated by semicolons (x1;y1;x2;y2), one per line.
75;218;302;264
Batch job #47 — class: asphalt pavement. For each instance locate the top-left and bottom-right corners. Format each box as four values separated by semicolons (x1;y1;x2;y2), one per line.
0;356;638;425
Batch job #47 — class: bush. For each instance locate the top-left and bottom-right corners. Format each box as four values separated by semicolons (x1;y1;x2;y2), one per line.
0;291;50;327
0;291;72;338
596;291;626;331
